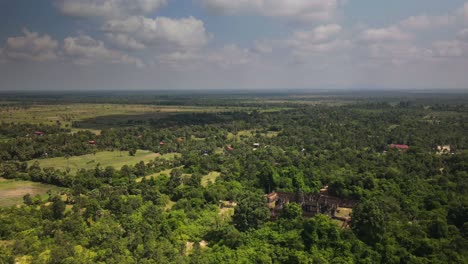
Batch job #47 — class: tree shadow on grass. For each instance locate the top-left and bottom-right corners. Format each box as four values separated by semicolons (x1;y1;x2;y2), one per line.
73;111;251;130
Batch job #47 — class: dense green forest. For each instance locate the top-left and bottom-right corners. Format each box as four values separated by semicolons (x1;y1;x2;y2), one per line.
0;93;467;263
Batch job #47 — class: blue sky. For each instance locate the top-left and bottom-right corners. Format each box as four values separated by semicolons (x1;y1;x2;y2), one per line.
1;0;468;90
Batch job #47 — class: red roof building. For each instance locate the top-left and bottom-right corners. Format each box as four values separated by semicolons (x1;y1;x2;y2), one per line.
390;144;409;150
159;141;165;146
34;131;45;136
88;140;97;145
226;145;234;151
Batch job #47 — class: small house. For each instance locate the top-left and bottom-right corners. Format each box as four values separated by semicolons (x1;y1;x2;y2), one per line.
389;144;409;150
88;140;97;145
226;145;234;151
34;131;45;136
159;141;165;146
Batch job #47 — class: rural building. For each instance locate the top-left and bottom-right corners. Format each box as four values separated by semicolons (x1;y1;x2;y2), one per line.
266;191;356;225
34;131;45;136
226;145;234;151
88;140;96;145
389;144;409;150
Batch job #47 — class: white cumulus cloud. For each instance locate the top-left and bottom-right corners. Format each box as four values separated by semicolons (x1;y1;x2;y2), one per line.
156;44;255;69
460;2;468;21
105;33;146;50
64;34;143;66
399;14;456;31
433;40;467;57
206;44;252;67
360;26;411;43
457;28;468;41
367;43;433;65
2;29;60;61
291;24;342;44
56;0;167;18
287;24;350;58
200;0;342;21
103;16;210;52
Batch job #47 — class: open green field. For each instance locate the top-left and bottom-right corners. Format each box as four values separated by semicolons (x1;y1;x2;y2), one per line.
0;104;163;127
0;178;63;207
201;171;221;187
0;103;262;129
227;129;280;141
29;150;180;175
0;135;11;143
136;168;174;182
137;170;221;186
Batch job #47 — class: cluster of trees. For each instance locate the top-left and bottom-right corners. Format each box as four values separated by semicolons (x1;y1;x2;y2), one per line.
3;102;467;161
0;100;467;263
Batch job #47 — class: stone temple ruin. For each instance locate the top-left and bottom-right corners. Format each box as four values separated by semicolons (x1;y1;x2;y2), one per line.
266;190;357;227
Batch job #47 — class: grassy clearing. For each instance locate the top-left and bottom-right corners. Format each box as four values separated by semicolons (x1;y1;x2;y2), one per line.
227;130;280;141
243;99;351;106
0;104;257;130
29;150;179;175
190;135;206;141
333;207;352;229
214;148;224;155
218;207;235;224
218;207;234;217
227;129;256;140
0;104;164;128
0;135;11;143
0;178;63;207
332;219;345;228
136;168;174;182
201;172;221;187
15;256;33;264
138;169;220;186
0;240;14;247
335;207;352;219
70;128;101;135
165;200;176;211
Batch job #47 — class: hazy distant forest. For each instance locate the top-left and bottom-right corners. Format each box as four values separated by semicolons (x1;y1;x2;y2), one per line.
0;91;467;264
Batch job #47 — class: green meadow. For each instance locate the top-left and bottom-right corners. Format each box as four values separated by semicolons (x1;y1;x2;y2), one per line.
29;150;180;175
201;171;221;187
0;178;63;207
0;103;257;130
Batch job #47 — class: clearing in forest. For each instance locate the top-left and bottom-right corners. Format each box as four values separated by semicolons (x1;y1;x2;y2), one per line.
227;130;280;141
29;150;180;175
0;104;254;130
201;171;221;187
333;207;353;228
136;168;175;182
0;178;63;207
